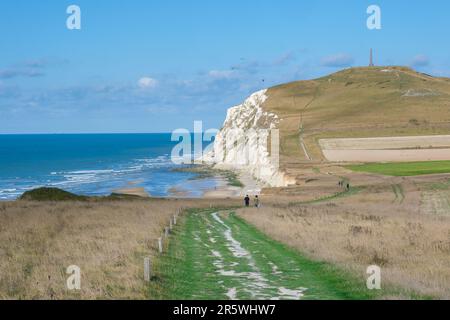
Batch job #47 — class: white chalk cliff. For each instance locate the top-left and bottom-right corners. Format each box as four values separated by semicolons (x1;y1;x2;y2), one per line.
203;89;292;187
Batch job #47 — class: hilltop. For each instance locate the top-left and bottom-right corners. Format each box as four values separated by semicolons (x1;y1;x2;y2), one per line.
264;66;450;166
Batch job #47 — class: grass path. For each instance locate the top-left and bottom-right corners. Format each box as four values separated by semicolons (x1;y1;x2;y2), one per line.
392;184;405;204
150;209;379;300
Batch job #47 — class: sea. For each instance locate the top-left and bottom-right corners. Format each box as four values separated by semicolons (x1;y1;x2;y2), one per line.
0;134;217;200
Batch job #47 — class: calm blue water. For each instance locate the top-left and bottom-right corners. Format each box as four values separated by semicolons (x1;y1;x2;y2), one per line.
0;134;212;200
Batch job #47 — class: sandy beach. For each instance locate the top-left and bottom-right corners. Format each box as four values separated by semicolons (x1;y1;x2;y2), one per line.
193;170;264;198
112;168;265;200
201;176;241;198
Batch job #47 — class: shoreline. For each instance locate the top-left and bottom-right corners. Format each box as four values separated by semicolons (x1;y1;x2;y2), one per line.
112;166;265;200
2;165;265;202
169;165;265;199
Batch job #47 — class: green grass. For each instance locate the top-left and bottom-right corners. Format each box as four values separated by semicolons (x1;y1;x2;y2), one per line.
172;165;216;180
220;170;244;188
150;208;384;300
427;179;450;191
346;161;450;176
286;186;363;207
391;184;405;203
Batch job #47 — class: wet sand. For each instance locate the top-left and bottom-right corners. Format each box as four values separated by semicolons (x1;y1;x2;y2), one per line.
114;169;264;200
112;187;151;198
203;171;264;198
202;177;241;198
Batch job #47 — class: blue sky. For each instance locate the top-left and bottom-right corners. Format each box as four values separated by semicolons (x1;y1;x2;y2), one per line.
0;0;448;133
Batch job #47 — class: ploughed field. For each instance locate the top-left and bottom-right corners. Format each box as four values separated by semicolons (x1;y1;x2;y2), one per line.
320;135;450;163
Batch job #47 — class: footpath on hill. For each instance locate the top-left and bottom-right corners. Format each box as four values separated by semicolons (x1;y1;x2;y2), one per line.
150;209;379;300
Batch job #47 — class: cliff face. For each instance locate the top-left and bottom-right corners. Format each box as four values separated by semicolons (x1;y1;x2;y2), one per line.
203;89;291;187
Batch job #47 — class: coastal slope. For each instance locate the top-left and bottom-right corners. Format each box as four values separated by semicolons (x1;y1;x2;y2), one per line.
206;66;450;186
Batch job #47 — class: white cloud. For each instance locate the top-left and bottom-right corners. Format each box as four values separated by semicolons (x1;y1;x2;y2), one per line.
208;70;238;80
137;77;158;89
410;55;430;68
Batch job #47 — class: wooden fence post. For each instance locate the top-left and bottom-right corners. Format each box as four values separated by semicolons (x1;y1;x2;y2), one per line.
158;237;163;254
144;257;151;282
165;227;170;238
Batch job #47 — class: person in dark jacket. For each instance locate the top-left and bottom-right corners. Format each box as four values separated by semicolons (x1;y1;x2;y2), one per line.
244;195;250;207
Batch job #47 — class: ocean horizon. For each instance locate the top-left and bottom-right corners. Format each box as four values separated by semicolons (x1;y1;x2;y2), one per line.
0;133;214;200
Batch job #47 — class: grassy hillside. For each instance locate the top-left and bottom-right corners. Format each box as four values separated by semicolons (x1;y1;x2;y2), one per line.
263;67;450;170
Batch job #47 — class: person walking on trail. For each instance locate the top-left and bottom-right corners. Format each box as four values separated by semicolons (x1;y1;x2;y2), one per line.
254;195;260;208
244;195;250;207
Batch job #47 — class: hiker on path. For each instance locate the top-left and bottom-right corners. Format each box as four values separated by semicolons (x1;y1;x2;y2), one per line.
254;195;260;208
244;195;250;207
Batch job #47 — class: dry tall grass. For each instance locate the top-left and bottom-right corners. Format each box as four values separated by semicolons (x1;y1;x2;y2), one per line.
239;182;450;299
0;198;238;300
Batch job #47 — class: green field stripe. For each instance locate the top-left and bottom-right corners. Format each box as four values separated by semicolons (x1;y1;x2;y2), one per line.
346;161;450;176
